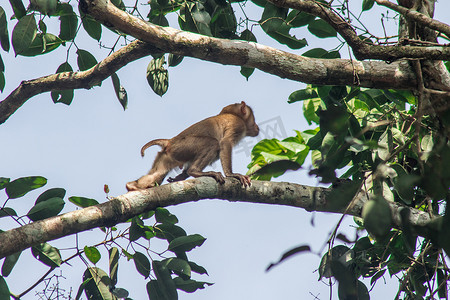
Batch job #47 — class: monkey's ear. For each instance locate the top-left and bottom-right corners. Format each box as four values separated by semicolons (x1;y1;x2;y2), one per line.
240;101;247;115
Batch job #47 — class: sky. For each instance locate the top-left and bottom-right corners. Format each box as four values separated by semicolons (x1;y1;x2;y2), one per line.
1;1;449;299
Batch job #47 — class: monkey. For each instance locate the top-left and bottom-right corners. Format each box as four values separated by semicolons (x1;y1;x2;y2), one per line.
126;101;259;191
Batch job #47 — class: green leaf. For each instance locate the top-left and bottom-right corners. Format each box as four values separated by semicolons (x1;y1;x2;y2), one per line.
308;19;337;38
0;7;10;52
1;251;21;277
168;54;183;67
251;160;302;179
266;245;311;271
0;71;4;92
111;73;128;110
179;2;212;36
83;267;114;300
239;29;256;79
370;269;386;286
129;217;146;241
0;208;17;218
38;19;47;33
133;252;151;278
152;260;178;300
109;247;119;286
32;243;62;267
318;245;351;280
55;61;73;73
84;246;101;264
6;176;47;199
77;49;98;71
110;0;125;10
361;196;392;239
286;10;315;28
81;14;102;41
36;187;66;204
288;87;319;103
188;261;208;275
51;62;74;105
154;223;187;242
173;277;213;293
58;3;78;41
12;14;37;56
9;0;26;19
19;32;63;56
27;197;65;221
155;207;178;224
267;26;307;49
390;164;419;205
260;2;287;33
240;67;254;80
208;0;237;38
437;269;448;298
147;280;164;300
0;276;10;300
30;0;57;15
42;33;63;53
111;287;128;298
325;180;360;211
147;56;169;96
0;178;10;190
260;3;307;49
338;279;370;300
362;0;375;11
149;14;169;27
240;29;257;42
51;89;74;105
302;47;328;58
162;258;191;277
168;234;206;253
69;196;99;208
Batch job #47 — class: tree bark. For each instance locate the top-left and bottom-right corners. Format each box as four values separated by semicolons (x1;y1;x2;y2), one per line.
0;178;434;259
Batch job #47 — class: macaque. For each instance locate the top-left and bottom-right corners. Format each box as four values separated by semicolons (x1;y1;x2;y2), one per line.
126;101;259;191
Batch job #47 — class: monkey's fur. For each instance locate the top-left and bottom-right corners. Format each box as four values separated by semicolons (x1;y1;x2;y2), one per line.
126;101;259;191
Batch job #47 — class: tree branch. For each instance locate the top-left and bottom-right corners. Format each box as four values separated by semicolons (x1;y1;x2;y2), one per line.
0;178;434;259
375;0;450;38
266;0;450;61
0;41;159;125
0;16;420;125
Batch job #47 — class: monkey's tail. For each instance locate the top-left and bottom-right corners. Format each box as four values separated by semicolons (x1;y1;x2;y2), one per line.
141;139;169;157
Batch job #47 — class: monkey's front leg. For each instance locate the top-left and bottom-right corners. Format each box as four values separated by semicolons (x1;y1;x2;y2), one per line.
219;140;252;187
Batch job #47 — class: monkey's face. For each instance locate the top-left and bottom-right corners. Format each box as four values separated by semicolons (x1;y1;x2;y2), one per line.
246;115;259;137
243;106;259;137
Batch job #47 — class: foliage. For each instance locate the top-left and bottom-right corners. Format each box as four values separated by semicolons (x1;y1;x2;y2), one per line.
0;177;210;299
248;80;450;298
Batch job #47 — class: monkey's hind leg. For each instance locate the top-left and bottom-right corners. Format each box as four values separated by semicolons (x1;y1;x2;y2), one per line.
167;170;189;183
126;151;181;191
185;141;225;184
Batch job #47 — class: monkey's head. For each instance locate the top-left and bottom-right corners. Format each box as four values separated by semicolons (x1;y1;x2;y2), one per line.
221;101;259;137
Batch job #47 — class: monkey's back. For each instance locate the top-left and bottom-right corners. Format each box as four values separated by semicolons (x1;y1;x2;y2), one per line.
166;114;246;163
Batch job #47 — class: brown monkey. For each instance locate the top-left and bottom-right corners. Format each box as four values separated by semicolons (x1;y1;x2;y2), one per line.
126;101;259;191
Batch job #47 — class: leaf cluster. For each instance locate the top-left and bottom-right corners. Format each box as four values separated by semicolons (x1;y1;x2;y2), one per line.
0;176;210;299
247;48;450;298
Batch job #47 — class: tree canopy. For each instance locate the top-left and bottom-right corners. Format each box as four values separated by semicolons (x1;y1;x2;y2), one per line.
0;0;449;299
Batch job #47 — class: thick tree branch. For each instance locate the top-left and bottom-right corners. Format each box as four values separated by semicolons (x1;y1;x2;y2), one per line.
267;0;450;61
375;0;450;38
0;27;419;125
0;178;434;259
